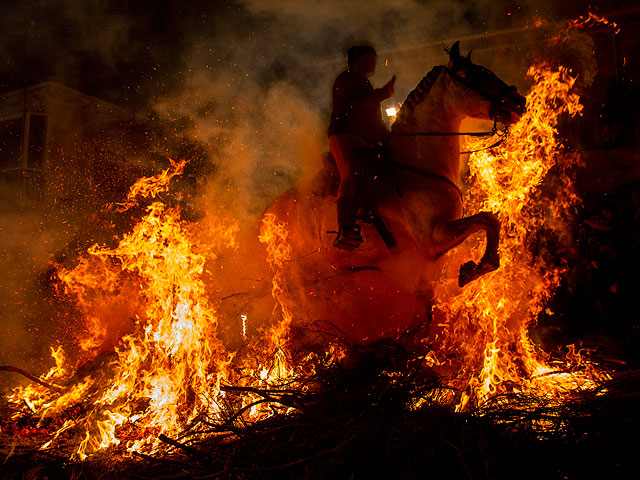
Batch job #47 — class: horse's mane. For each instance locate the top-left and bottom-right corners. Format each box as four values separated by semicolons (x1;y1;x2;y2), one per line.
396;65;445;120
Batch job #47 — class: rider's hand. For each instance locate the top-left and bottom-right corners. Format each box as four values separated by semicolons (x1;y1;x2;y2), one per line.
384;75;396;98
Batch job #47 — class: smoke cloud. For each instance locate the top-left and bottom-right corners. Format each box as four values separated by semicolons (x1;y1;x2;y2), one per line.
150;0;570;222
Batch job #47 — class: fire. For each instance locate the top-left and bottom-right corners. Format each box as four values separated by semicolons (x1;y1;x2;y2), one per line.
433;63;608;410
567;11;620;35
116;158;186;212
6;162;310;459
241;314;248;340
258;212;293;354
57;196;231;458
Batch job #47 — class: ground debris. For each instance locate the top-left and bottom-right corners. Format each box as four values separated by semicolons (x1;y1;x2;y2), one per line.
2;356;639;480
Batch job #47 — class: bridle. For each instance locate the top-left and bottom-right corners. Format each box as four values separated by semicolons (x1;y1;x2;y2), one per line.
392;117;509;155
391;66;514;150
388;64;517;199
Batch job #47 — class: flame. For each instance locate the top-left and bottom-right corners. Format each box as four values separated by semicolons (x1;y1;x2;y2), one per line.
6;161;323;459
73;197;231;458
433;63;608;409
567;11;620;35
116;159;186;211
241;314;248;340
258;213;293;355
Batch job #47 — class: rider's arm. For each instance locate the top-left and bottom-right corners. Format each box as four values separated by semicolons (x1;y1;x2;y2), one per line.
371;75;395;102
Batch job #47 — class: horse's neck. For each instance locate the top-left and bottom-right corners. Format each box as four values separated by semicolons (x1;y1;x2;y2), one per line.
390;74;464;183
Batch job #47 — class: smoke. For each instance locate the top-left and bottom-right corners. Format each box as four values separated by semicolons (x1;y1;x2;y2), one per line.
150;0;573;224
0;207;81;386
152;71;325;223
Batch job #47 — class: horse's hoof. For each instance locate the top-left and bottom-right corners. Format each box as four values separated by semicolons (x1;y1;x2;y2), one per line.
458;261;477;287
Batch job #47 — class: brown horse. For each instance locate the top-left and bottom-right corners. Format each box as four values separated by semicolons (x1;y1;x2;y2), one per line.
261;42;526;345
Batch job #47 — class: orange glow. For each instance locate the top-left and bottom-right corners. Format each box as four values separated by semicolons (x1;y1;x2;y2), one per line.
7;162;313;458
116;159;186;212
567;11;620;35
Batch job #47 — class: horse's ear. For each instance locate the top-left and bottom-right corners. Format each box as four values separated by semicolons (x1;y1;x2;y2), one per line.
466;49;472;61
449;41;461;63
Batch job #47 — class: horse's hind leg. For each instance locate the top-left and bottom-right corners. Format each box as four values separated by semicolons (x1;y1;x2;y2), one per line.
433;212;500;287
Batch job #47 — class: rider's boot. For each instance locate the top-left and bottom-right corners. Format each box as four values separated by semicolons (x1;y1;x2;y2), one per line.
334;197;363;250
335;224;363;250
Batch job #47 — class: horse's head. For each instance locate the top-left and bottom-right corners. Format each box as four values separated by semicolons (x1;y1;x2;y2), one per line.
446;41;526;125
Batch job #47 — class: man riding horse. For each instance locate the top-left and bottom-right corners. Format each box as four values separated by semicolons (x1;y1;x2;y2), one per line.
260;42;526;343
328;45;396;249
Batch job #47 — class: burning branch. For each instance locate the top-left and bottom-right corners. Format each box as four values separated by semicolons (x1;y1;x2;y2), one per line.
0;366;64;392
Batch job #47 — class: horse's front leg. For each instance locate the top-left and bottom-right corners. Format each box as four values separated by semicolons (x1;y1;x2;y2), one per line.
433;212;500;287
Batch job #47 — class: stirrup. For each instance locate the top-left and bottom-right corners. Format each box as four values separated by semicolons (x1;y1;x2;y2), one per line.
333;224;363;250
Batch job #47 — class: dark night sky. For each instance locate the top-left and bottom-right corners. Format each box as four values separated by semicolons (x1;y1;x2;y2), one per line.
0;0;240;107
1;0;636;110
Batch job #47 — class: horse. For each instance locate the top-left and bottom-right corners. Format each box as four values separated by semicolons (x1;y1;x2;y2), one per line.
250;42;526;346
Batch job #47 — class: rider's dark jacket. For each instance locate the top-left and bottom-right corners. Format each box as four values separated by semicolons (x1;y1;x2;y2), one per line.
327;70;390;145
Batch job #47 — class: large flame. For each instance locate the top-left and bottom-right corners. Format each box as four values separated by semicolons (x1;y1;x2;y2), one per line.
7;163;310;459
433;63;608;410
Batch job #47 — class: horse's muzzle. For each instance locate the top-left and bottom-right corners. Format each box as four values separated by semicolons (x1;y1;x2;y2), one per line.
493;88;526;125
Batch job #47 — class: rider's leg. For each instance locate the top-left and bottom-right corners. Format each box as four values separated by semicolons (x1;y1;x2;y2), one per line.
330;134;369;246
330;134;365;197
336;197;359;227
359;147;383;222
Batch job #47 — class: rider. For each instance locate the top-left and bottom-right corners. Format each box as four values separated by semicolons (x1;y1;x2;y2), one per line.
328;45;395;249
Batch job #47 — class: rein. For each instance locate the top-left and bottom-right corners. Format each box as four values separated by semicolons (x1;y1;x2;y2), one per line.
387;121;511;200
383;58;520;205
392;130;495;137
389;162;463;201
391;118;510;155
